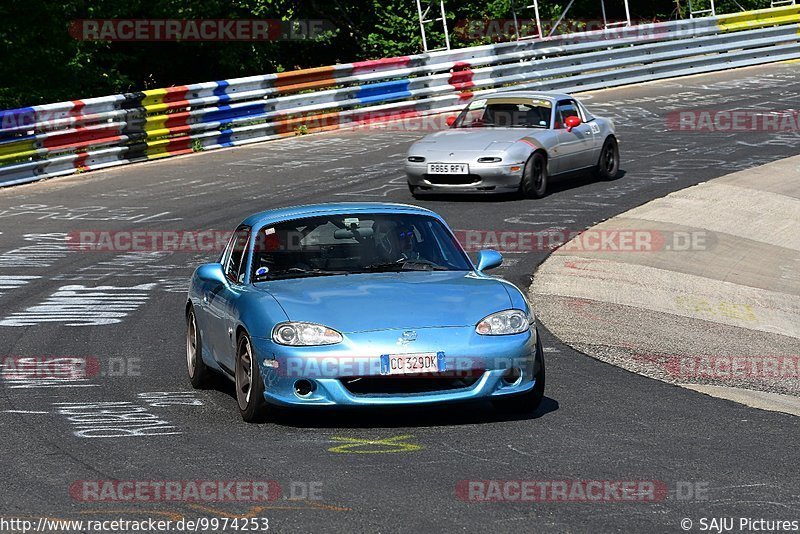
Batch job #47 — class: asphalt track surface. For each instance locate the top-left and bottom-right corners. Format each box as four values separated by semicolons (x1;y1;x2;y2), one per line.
0;63;799;533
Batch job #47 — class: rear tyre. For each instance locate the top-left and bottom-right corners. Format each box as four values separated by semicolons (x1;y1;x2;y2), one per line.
520;152;548;198
408;182;422;199
186;308;211;389
492;335;546;414
595;136;620;180
235;332;268;423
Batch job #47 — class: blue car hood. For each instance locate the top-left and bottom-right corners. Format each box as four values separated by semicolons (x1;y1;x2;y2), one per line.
256;271;512;333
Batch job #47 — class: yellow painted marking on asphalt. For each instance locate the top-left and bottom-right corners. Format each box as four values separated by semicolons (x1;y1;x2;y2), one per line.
674;295;757;322
304;501;352;512
328;434;423;454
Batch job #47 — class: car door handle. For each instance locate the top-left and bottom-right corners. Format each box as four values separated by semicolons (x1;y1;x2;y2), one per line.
203;294;209;304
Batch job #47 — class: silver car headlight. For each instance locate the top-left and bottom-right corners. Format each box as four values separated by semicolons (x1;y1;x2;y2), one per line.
476;310;532;336
272;322;343;346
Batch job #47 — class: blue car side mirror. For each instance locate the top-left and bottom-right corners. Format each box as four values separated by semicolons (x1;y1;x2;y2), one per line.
476;250;503;272
197;263;227;286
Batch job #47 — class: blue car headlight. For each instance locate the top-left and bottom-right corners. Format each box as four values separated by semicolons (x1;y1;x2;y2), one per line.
272;322;343;346
476;310;532;336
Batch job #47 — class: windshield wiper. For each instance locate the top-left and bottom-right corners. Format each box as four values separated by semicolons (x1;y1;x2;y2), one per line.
256;267;346;281
362;259;449;272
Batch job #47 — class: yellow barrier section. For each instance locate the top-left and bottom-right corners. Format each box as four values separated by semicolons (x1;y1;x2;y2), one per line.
717;4;800;32
0;139;38;163
142;115;172;139
144;141;173;159
141;88;181;113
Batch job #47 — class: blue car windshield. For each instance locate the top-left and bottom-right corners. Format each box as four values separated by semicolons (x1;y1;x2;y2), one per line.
251;213;472;281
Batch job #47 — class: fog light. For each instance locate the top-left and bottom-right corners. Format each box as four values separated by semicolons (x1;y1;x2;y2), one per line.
294;379;316;397
502;367;522;385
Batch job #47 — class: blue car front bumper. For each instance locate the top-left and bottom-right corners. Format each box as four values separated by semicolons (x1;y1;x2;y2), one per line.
250;326;540;407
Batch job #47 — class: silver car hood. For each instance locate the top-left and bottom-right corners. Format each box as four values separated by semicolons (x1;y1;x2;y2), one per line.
413;128;536;152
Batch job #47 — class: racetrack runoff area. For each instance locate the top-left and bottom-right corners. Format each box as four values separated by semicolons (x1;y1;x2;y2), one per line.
532;154;800;415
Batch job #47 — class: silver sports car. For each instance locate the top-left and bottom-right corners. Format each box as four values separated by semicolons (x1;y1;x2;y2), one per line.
405;92;618;198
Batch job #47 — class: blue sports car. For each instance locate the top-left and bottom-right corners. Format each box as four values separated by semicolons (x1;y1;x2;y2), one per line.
185;203;544;422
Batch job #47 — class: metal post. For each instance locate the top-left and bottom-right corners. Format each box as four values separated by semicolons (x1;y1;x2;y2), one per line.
602;0;632;29
548;0;575;37
415;0;428;52
689;0;717;18
601;0;608;27
415;0;450;52
623;0;631;26
532;0;543;39
510;0;543;41
438;0;451;50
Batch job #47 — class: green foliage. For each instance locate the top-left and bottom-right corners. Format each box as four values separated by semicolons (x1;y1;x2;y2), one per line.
0;0;774;110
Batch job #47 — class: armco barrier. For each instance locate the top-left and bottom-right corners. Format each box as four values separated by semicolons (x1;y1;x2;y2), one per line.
1;5;800;187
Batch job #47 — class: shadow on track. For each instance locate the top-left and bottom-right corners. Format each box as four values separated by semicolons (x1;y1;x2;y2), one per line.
271;397;559;429
211;377;558;428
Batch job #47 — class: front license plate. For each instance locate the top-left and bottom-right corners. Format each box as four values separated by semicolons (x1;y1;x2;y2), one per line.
427;163;469;175
380;352;446;376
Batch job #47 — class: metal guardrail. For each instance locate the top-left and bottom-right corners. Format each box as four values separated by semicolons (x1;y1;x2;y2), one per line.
1;5;799;187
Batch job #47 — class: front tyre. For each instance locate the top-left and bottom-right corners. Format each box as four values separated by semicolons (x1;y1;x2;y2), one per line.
235;332;268;423
595;136;620;180
520;152;548;198
492;335;546;414
186;308;211;388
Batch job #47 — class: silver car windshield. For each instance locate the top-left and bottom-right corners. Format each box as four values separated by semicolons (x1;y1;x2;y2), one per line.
251;213;472;281
454;97;552;129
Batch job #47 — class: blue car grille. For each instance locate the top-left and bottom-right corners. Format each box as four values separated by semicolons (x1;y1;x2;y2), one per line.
340;373;482;395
